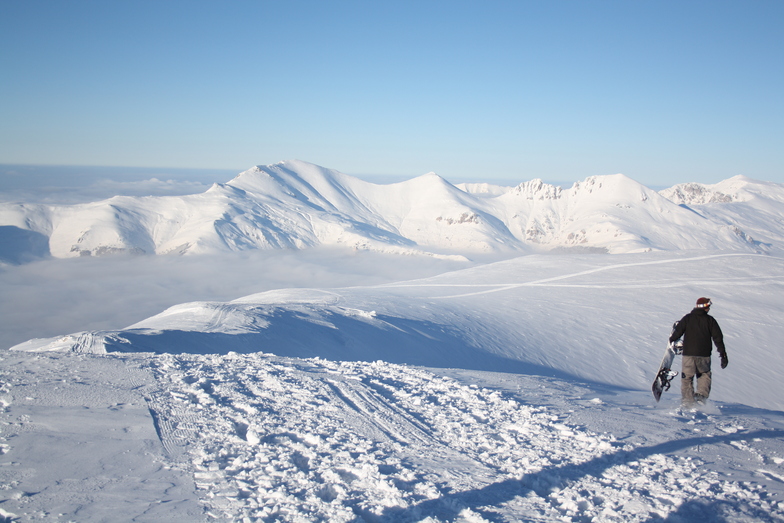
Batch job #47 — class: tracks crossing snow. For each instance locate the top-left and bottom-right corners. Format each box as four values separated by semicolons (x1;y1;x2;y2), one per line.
378;253;782;299
141;352;783;522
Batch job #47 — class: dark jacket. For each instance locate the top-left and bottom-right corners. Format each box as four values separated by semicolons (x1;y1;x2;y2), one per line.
670;308;727;358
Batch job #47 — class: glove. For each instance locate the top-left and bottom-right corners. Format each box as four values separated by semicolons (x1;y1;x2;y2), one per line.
720;353;729;369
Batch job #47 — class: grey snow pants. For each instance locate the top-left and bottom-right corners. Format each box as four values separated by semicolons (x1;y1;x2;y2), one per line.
681;355;712;404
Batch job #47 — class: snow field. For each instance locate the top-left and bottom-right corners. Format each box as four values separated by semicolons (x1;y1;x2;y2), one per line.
39;251;777;412
0;352;203;521
142;352;781;522
4;250;784;521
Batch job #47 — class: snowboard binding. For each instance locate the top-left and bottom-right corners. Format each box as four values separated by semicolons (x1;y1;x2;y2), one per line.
656;367;679;392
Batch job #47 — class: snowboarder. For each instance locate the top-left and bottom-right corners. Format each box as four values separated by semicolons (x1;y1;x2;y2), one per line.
669;297;728;407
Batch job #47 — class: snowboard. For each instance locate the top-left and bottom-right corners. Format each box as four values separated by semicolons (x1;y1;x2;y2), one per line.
652;322;684;402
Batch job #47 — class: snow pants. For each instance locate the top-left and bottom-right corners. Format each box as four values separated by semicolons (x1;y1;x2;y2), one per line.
681;355;712;404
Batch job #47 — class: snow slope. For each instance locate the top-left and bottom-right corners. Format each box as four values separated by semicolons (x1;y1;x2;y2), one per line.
14;251;784;411
1;160;778;262
3;251;784;521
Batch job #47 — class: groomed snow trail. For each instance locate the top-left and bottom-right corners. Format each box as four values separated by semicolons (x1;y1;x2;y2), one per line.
142;352;783;522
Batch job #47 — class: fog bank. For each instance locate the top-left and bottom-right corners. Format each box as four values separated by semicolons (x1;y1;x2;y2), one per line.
0;248;473;350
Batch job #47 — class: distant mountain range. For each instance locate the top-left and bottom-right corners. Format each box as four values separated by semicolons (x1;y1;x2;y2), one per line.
2;160;783;263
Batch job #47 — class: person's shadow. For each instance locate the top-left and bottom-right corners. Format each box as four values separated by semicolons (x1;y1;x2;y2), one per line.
381;428;784;522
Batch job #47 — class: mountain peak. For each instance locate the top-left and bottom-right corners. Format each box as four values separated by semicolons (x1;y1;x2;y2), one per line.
513;179;562;200
408;171;449;184
571;173;642;189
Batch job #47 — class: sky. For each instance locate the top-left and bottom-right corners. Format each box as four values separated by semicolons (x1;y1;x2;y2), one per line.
1;0;783;189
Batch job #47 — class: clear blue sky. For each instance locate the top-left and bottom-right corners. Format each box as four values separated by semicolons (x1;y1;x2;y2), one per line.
1;0;782;186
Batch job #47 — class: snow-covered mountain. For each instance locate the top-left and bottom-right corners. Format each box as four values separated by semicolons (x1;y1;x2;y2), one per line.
1;160;781;263
660;175;784;252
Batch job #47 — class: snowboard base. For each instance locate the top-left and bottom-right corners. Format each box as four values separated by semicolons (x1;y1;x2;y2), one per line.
652;322;684;402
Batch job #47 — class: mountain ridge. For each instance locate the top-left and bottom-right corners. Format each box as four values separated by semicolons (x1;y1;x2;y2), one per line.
1;160;781;263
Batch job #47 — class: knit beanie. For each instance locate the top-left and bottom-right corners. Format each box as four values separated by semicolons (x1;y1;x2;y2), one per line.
696;297;712;308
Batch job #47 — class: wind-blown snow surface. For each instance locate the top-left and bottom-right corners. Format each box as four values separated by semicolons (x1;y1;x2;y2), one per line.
2;160;783;264
4;252;784;521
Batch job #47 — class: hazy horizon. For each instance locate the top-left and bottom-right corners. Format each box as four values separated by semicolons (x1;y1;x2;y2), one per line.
0;160;714;205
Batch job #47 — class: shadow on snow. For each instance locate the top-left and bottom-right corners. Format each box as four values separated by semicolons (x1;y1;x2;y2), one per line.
103;309;601;387
380;428;784;522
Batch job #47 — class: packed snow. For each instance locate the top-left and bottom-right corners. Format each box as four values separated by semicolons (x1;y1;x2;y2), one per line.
2;162;784;521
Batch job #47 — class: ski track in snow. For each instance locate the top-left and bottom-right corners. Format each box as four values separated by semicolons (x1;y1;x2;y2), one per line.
133;352;782;522
380;253;778;299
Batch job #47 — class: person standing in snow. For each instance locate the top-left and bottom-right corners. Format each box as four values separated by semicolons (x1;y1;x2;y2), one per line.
669;297;729;406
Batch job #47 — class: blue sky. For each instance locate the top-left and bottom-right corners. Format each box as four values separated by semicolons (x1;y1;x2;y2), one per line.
1;0;782;186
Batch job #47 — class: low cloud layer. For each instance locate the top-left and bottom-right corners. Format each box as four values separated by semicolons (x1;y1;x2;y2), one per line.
0;164;236;203
0;248;471;350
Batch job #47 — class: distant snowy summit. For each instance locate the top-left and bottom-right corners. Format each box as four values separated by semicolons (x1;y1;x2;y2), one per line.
1;160;783;263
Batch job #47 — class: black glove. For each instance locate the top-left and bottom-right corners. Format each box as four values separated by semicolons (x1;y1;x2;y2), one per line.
720;353;728;369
